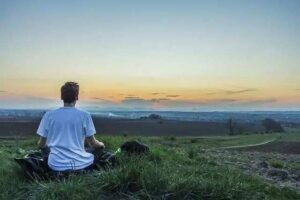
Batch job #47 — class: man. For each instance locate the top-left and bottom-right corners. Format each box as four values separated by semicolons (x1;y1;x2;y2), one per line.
37;82;105;171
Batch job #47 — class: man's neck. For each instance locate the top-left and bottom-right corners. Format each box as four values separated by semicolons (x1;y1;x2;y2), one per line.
64;102;76;107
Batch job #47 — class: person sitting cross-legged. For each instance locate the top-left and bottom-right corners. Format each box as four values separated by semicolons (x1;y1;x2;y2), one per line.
37;81;105;172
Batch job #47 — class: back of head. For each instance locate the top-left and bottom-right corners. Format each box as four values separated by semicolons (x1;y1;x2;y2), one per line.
61;82;79;103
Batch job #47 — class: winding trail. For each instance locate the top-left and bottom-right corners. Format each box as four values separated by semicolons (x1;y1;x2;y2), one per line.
217;136;280;150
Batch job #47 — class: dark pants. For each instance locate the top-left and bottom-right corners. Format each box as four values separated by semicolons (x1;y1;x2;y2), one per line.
85;147;106;170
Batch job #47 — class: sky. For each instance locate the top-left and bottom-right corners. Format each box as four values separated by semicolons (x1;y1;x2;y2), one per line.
0;0;300;111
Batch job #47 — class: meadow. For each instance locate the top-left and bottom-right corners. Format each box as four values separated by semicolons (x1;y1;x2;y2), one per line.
0;133;300;200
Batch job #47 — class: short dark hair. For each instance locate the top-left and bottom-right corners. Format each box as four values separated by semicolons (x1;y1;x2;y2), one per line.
61;82;79;103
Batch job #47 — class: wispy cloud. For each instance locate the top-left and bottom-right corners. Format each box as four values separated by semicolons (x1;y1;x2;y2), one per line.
224;88;257;95
91;97;107;101
211;98;237;103
204;88;257;96
122;97;170;104
0;93;283;111
205;92;217;95
124;96;142;100
238;98;277;105
152;92;164;95
150;98;170;102
166;95;180;98
0;90;8;93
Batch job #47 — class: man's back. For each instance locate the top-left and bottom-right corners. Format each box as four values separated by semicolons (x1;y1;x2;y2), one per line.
37;107;96;171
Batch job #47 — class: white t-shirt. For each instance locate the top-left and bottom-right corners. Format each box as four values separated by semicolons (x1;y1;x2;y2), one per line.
37;107;96;171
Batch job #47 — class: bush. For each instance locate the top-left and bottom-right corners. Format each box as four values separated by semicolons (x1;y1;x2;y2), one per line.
148;114;162;120
190;138;198;143
262;118;284;133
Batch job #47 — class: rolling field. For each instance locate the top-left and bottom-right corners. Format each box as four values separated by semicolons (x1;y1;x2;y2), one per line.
0;117;264;138
0;133;299;199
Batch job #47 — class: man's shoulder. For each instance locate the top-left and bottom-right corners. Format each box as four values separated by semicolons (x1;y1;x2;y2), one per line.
42;109;54;117
44;107;91;117
46;108;61;114
74;108;91;116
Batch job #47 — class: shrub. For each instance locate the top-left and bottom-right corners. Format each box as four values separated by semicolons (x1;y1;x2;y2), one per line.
190;138;197;143
262;118;284;133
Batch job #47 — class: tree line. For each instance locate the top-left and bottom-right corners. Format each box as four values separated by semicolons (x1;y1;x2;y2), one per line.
227;118;284;135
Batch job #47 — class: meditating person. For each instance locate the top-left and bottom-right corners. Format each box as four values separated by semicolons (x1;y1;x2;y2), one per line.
36;82;105;171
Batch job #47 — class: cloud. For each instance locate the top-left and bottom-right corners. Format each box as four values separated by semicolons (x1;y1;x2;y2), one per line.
152;92;164;95
238;98;277;105
127;94;137;97
166;95;180;98
122;97;170;104
120;97;274;109
0;90;8;93
79;98;120;109
88;97;117;105
87;97;278;111
205;92;217;95
91;97;107;101
0;90;281;111
210;98;237;104
204;88;257;96
124;96;143;100
149;98;170;102
224;88;257;95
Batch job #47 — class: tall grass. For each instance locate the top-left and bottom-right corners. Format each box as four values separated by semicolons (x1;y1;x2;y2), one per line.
0;135;299;199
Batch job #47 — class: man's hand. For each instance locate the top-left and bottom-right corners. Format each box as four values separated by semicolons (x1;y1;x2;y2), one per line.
95;141;105;149
37;137;47;149
85;136;105;149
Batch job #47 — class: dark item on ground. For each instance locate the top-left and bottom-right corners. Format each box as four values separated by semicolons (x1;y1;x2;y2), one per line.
121;140;150;154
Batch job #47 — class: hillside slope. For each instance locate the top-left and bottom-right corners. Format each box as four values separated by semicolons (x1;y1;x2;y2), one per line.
0;134;299;200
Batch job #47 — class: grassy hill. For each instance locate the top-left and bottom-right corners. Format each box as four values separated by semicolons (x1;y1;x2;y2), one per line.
0;134;299;199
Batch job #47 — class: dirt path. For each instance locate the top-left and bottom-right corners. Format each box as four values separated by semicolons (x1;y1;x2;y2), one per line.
217;136;280;150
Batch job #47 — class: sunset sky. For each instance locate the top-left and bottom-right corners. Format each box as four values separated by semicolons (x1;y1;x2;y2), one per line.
1;0;300;111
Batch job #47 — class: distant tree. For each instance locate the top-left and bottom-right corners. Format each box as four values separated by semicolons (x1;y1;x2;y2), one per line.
262;118;284;133
148;114;162;120
227;118;236;135
238;126;244;135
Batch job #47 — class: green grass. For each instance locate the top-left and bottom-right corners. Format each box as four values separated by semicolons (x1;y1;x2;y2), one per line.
280;133;300;141
0;134;299;200
149;133;280;151
269;159;285;169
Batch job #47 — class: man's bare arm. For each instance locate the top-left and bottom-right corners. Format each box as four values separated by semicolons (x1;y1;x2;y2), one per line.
85;135;105;149
37;137;47;149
